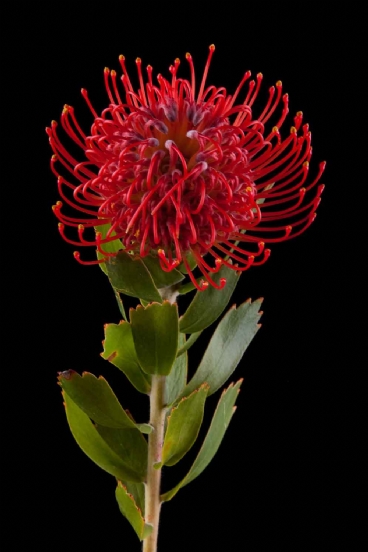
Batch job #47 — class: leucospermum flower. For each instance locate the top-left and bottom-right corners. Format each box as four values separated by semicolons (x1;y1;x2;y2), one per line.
48;45;325;290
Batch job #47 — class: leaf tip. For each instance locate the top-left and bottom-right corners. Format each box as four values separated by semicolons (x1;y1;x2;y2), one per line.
57;369;76;381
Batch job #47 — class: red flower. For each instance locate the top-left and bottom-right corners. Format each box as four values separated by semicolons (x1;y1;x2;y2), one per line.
48;45;325;291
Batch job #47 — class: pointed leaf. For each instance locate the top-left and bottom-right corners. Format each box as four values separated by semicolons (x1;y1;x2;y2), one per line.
102;321;151;394
59;371;150;432
116;482;153;541
181;299;263;398
95;425;147;481
162;384;208;466
64;392;146;482
161;380;242;501
142;255;184;288
105;251;162;303
179;264;240;333
130;302;179;376
164;333;188;406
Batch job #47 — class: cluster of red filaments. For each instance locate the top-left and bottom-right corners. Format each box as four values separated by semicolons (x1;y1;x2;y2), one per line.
48;45;325;290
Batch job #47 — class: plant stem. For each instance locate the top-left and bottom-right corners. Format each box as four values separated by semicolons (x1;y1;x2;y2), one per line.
143;375;166;552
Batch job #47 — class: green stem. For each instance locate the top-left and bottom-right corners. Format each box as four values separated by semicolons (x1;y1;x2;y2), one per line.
143;375;166;552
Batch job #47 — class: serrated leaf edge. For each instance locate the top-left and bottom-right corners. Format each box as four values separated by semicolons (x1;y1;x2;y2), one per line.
59;371;149;433
116;481;153;541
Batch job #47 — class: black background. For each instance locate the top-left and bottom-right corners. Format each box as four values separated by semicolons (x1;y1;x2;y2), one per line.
13;3;362;551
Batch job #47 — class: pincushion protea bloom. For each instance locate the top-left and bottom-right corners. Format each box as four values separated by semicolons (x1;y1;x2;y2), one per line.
48;45;325;291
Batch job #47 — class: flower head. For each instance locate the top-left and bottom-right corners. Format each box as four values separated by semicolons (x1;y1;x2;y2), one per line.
48;45;325;290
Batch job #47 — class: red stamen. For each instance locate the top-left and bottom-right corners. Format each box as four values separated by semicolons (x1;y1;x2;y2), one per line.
197;44;215;102
182;254;208;291
185;52;196;99
73;251;107;265
136;58;148;107
81;89;98;118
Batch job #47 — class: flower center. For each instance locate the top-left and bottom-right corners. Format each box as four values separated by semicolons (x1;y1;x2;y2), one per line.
96;96;256;262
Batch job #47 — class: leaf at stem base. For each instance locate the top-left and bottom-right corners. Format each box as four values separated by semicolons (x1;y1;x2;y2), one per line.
116;482;153;541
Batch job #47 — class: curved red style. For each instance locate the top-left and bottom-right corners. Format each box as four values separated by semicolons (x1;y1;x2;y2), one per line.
48;45;325;290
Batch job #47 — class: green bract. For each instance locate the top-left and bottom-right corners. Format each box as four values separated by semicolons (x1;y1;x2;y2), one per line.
179;264;240;333
130;302;179;376
102;322;151;394
161;384;209;467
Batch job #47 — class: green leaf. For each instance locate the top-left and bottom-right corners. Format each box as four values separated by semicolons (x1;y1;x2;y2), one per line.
164;333;188;406
96;223;123;275
176;331;202;358
95;425;147;481
102;322;151;394
116;482;153;541
142;255;184;288
130;302;179;376
161;384;208;467
59;371;150;432
105;251;162;303
177;281;198;295
63;392;146;482
179;264;240;333
181;299;263;398
122;482;145;515
161;380;242;501
178;252;197;274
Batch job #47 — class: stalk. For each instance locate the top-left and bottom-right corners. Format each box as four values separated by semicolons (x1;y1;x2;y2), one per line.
143;375;166;552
